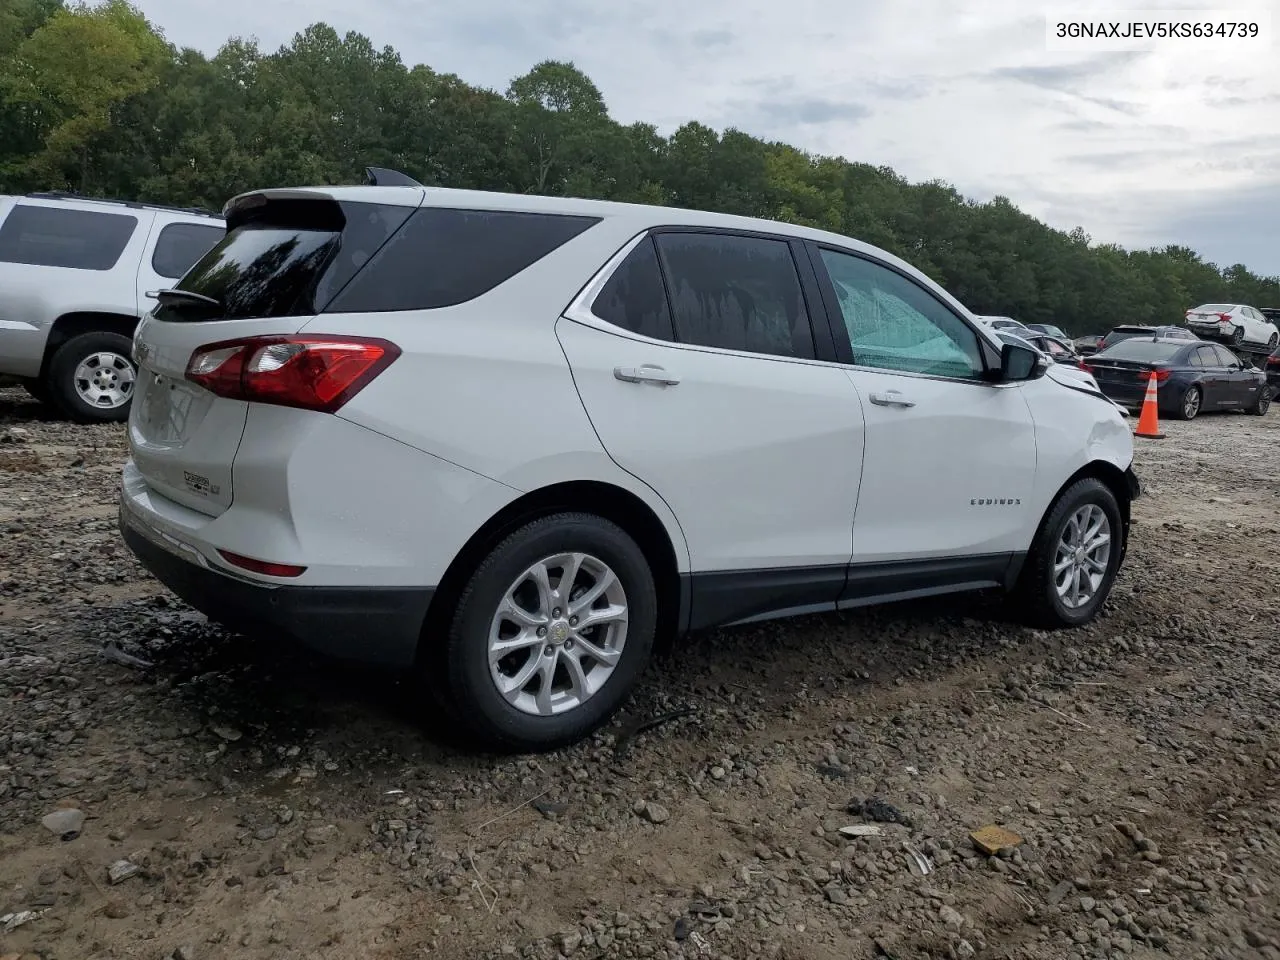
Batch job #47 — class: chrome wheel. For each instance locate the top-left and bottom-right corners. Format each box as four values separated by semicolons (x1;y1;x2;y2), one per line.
1183;387;1201;419
1054;504;1112;610
74;351;135;409
487;552;629;717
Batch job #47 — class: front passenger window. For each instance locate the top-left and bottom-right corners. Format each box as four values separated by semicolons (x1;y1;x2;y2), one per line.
818;248;983;379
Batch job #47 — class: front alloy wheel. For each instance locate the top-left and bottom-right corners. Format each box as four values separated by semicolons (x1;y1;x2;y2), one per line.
1053;504;1112;610
1015;477;1123;628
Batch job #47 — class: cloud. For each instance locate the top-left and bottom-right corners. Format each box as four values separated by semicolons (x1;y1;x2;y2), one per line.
743;97;873;127
127;0;1280;277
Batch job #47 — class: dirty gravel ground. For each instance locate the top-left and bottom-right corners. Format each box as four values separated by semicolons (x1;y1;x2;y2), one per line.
1;384;1278;960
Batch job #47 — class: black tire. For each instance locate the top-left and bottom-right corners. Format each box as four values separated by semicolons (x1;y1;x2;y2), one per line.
1174;385;1201;421
436;512;657;752
1230;326;1244;346
20;377;52;405
1014;478;1124;629
1250;388;1271;416
46;331;137;423
1269;332;1278;350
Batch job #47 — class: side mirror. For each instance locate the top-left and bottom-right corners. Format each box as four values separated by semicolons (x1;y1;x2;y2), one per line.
1000;342;1045;381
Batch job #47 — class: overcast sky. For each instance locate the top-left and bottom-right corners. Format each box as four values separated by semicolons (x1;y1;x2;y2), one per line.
133;0;1280;278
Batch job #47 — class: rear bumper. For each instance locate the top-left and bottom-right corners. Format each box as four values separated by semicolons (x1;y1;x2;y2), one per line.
120;507;432;667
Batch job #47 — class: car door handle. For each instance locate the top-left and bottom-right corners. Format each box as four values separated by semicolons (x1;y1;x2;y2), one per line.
614;364;680;386
868;390;915;408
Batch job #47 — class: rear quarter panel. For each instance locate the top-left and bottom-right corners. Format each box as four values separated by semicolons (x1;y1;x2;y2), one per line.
308;217;692;573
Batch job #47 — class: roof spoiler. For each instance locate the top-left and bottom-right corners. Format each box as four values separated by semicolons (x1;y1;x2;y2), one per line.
364;166;422;188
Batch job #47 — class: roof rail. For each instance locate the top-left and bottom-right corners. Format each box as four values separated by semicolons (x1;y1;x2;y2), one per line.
364;167;422;188
24;191;222;219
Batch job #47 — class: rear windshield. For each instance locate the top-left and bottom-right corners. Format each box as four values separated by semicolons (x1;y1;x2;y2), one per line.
1097;340;1185;362
155;197;599;322
1189;304;1232;312
1101;328;1148;344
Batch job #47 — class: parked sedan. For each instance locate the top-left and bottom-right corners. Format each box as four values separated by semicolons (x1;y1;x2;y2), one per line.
1184;303;1280;349
1025;322;1070;339
1098;324;1197;352
1074;334;1104;356
1023;334;1079;363
974;315;1029;333
1084;338;1271;420
1267;347;1280;398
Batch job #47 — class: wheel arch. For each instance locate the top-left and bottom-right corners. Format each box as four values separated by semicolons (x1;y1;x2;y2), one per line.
417;480;685;664
42;312;140;376
1028;459;1134;569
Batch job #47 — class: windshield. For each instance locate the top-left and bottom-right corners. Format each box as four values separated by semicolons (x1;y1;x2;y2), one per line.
1189;304;1232;313
1096;340;1184;362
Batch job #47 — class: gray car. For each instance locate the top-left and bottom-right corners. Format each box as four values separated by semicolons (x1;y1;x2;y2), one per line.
0;193;224;421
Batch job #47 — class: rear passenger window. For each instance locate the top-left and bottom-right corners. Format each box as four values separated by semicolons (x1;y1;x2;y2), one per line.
590;238;675;341
653;233;815;359
326;208;600;313
0;205;137;270
151;222;224;279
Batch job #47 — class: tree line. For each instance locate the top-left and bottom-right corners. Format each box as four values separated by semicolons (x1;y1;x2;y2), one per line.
3;0;1276;336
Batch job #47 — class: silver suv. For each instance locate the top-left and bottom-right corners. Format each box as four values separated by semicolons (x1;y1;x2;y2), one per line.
0;193;224;422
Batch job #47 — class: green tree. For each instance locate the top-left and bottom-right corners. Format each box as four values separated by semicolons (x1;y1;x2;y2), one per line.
0;0;169;190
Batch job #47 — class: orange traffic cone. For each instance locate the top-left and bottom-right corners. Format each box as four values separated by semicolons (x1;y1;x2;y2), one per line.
1134;371;1164;439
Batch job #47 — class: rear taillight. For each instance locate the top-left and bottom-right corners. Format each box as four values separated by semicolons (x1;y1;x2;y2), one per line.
1079;362;1094;373
1268;355;1280;366
217;549;306;578
1151;368;1170;382
1217;312;1232;322
185;336;399;413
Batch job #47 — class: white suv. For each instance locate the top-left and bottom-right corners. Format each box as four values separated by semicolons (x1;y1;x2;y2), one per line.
118;176;1140;751
0;193;224;421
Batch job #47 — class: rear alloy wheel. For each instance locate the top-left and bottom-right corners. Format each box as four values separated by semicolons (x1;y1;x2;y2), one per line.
1250;388;1271;416
438;513;657;752
1015;478;1123;628
1269;332;1279;349
1175;385;1201;421
47;332;137;423
1230;326;1244;346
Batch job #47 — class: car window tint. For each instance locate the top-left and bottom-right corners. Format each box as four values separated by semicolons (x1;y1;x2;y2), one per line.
590;237;675;341
151;222;225;279
1212;345;1240;366
0;204;137;270
1189;347;1209;367
653;232;815;359
818;248;983;379
327;207;600;313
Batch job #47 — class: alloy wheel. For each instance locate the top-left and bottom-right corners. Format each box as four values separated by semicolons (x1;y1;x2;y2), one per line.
74;351;135;409
486;552;629;717
1053;504;1112;610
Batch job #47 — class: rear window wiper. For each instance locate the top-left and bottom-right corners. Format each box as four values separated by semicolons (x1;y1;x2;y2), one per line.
146;289;222;309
